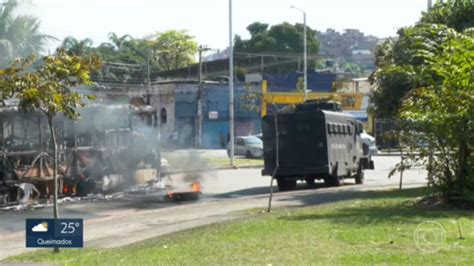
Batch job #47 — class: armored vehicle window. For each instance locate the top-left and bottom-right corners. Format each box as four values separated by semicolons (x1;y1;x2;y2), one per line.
356;122;363;134
328;123;334;134
342;124;347;134
348;125;352;134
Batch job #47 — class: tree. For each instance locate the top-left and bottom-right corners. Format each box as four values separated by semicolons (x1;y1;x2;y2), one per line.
246;22;269;36
369;65;417;119
235;22;320;74
399;31;473;199
371;0;474;119
61;37;93;56
0;49;102;223
371;0;474;201
107;32;132;51
147;30;198;71
0;0;54;67
419;0;474;32
235;21;319;54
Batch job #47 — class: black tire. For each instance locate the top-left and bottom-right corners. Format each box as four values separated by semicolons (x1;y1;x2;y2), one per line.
355;166;365;185
245;150;252;158
323;177;332;186
328;164;343;186
305;177;315;186
333;175;344;186
277;178;297;191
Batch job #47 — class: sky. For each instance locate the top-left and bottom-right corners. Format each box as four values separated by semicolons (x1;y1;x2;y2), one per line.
19;0;428;53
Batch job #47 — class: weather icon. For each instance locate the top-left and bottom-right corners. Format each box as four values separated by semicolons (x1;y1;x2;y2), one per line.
31;222;48;232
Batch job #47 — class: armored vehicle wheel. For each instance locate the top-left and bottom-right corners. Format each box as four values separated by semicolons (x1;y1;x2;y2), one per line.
323;177;332;186
305;177;315;186
323;176;343;186
355;166;364;184
326;166;344;186
333;175;344;186
277;178;297;191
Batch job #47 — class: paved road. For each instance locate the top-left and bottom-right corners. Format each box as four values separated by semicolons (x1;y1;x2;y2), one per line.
0;156;428;260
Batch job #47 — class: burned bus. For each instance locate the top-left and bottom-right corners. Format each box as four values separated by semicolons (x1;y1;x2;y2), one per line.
0;104;162;206
261;101;374;191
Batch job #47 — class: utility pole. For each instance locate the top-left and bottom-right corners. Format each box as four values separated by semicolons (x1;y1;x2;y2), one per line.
197;45;211;148
229;0;235;166
291;5;308;101
147;55;151;93
303;11;307;101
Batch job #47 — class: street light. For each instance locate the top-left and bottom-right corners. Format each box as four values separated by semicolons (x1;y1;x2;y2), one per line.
290;5;307;101
228;0;235;166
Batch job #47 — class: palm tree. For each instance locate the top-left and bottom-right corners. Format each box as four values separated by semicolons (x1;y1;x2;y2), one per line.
108;32;132;51
61;36;93;56
0;0;54;67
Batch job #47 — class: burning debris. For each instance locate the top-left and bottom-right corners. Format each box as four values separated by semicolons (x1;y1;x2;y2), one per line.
164;180;202;202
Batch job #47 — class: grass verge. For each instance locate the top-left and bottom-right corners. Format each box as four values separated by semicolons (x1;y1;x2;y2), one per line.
6;187;474;265
205;156;263;168
163;151;262;170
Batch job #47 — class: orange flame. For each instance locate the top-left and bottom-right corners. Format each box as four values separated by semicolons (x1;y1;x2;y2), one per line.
192;181;201;193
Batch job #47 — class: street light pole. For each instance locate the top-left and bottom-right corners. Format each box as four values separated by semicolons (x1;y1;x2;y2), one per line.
291;5;307;101
228;0;235;166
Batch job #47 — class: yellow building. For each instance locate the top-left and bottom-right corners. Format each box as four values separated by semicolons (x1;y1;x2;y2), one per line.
260;80;373;133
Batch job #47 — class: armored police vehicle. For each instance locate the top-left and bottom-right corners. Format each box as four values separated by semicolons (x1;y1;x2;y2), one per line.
261;101;373;191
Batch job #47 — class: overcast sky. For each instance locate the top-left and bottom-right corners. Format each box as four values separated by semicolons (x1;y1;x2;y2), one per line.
20;0;428;52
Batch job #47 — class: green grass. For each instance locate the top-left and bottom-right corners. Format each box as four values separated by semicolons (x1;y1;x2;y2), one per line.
205;157;263;168
163;152;262;170
7;188;474;265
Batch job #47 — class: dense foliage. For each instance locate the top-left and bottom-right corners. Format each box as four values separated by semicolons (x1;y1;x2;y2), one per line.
0;49;102;218
234;22;319;73
371;0;474;201
0;0;53;67
235;22;319;54
400;28;473;199
60;30;198;83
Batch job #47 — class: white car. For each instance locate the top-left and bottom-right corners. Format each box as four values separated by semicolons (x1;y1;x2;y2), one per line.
360;131;378;157
227;136;263;158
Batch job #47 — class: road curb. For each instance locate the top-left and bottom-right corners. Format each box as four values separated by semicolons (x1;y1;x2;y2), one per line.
374;153;403;157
